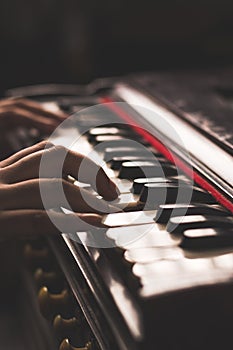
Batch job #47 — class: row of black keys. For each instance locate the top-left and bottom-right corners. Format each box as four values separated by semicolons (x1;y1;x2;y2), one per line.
86;125;233;251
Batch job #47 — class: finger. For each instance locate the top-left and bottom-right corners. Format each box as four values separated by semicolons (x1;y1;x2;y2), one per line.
0;210;104;241
0;98;67;121
61;148;119;200
0;179;120;214
3;146;119;200
0;141;54;168
0;107;59;132
77;213;106;227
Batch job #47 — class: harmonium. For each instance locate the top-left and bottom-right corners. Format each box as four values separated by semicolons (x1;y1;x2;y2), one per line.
1;67;233;350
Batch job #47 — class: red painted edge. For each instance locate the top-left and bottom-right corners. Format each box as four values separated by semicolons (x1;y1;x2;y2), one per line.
101;97;233;213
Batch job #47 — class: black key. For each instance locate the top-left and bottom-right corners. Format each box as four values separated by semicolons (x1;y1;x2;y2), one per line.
104;147;161;161
89;127;125;136
88;129;135;143
91;134;126;145
132;177;173;194
109;156;166;171
89;126;133;137
96;135;148;144
140;183;189;204
155;203;229;224
76;118;100;129
94;137;149;150
119;161;177;180
140;184;216;205
180;228;233;250
58;96;100;110
132;175;191;195
167;215;233;235
72;110;120;129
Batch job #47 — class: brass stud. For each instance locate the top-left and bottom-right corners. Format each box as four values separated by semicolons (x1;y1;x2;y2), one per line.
38;287;72;320
34;268;64;292
59;338;92;350
53;314;81;341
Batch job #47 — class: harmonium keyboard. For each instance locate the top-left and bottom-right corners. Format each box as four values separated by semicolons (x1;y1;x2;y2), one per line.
5;67;233;350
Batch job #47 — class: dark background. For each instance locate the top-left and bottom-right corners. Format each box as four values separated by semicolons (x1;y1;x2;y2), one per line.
0;0;232;95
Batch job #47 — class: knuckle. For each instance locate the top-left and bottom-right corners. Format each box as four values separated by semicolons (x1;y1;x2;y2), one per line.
39;140;54;149
8;98;19;106
14;98;28;108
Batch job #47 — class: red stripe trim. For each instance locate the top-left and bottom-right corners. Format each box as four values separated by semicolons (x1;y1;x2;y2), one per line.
101;97;233;213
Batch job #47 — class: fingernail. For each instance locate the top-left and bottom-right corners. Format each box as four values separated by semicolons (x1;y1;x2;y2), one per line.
79;214;105;227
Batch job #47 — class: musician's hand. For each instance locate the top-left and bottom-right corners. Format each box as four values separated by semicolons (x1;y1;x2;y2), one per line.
0;142;119;239
0;98;67;133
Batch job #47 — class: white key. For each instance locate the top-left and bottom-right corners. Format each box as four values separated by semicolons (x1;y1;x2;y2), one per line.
103;210;156;227
125;247;183;263
98;193;140;210
106;224;155;246
106;223;177;249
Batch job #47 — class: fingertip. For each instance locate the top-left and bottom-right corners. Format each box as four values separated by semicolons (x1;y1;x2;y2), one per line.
79;213;105;227
110;179;120;196
108;179;120;200
99;178;120;201
96;174;119;201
